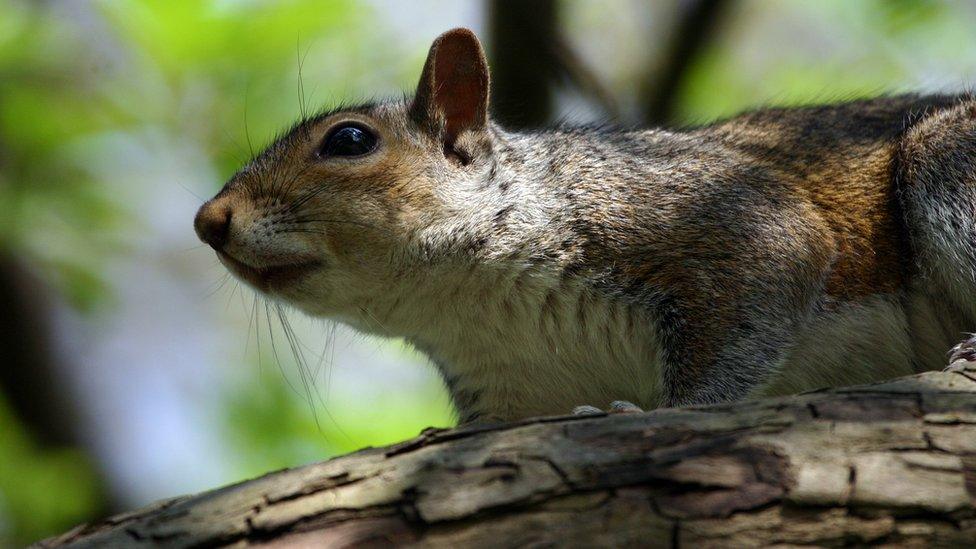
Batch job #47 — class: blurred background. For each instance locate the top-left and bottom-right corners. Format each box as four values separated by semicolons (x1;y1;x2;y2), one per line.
1;0;976;544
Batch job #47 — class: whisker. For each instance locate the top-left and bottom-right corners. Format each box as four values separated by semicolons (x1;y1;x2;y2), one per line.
275;303;322;433
275;305;351;442
277;168;333;209
265;300;302;396
359;306;390;334
275;304;352;442
296;36;311;122
203;272;232;299
274;160;320;205
225;280;241;313
326;321;338;401
177;180;206;203
219;126;250;168
284;217;380;229
275;228;329;235
244;291;257;359
243;84;255;160
251;293;263;375
311;321;331;383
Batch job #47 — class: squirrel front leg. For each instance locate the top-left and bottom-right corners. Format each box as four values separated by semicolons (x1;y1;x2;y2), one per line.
573;255;832;412
571;294;815;413
573;401;644;416
644;293;796;406
603;202;835;410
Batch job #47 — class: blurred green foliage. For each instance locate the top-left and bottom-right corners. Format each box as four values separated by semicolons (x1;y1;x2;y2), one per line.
0;0;125;311
677;0;976;123
224;344;454;476
96;0;368;176
0;0;414;543
0;394;101;547
0;0;381;310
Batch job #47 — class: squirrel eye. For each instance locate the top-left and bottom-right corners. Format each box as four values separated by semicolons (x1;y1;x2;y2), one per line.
319;124;377;158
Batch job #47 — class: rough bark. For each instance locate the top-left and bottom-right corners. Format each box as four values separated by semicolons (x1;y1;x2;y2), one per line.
38;362;976;548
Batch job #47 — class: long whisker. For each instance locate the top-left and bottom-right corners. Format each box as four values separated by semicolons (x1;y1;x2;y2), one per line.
278;163;425;216
279;184;326;214
274;229;331;235
265;300;302;396
203;272;232;299
359;306;390;334
311;320;332;383
243;84;255;160
177;180;206;204
326;321;338;401
274;303;322;433
275;304;351;442
272;160;322;208
252;293;263;375
244;291;257;359
297;36;310;122
284;217;383;230
219;124;251;168
268;156;290;207
281;160;322;201
225;279;241;313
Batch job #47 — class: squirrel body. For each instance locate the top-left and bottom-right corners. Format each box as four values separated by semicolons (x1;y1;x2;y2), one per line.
195;29;976;423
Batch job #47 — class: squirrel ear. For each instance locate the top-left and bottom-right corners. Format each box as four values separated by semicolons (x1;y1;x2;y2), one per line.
410;28;490;150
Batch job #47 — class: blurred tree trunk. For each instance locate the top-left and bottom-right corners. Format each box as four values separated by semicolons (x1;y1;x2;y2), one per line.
487;0;558;129
0;135;113;521
0;257;116;513
0;254;77;446
39;365;976;548
643;0;733;125
487;0;735;128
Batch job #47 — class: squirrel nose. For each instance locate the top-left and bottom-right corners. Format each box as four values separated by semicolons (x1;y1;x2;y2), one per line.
194;200;233;251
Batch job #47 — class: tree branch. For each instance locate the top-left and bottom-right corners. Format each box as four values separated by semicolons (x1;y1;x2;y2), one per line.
38;361;976;547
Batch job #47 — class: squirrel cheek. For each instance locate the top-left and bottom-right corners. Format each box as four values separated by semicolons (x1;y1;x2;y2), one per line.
320;225;371;264
319;230;347;260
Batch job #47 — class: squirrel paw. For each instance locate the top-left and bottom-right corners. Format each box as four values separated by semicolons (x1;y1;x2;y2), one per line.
572;400;644;416
947;333;976;373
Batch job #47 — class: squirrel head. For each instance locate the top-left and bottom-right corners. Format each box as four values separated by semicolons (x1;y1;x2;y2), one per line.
194;28;508;324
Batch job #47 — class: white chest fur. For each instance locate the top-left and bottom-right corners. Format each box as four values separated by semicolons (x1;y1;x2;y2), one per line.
369;265;664;422
758;291;969;399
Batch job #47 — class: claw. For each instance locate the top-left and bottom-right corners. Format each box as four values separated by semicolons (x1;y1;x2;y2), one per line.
572;401;644;416
609;400;643;413
572;405;604;416
946;334;976;373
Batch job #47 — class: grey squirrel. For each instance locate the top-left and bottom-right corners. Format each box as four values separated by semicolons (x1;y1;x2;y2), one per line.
195;28;976;424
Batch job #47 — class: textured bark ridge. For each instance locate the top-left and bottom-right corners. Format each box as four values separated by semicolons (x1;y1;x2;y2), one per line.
39;363;976;548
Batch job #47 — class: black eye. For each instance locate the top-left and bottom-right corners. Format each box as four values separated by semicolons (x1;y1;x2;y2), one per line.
319;124;377;158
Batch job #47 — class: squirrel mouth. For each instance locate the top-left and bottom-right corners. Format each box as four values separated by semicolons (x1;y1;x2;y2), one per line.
217;251;321;292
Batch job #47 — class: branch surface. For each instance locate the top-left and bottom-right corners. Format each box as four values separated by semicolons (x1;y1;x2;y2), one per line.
38;363;976;548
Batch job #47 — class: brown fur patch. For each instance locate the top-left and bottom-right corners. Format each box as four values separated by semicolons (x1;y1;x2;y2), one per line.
802;143;908;299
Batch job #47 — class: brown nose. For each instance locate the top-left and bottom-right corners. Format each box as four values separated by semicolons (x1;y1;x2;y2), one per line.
194;200;233;250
